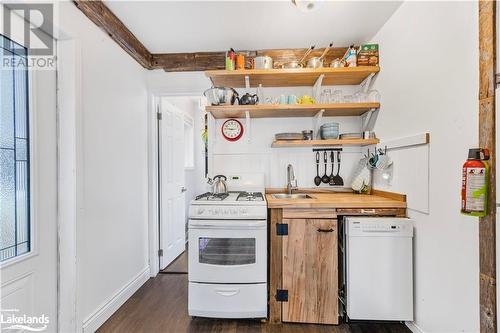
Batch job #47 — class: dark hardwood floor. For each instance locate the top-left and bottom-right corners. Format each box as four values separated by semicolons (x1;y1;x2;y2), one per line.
98;274;411;333
160;251;188;274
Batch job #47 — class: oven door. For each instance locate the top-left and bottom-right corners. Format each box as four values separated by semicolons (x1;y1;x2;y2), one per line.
188;219;267;284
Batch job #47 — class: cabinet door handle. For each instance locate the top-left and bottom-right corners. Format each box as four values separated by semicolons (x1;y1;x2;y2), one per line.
317;228;334;233
361;209;376;214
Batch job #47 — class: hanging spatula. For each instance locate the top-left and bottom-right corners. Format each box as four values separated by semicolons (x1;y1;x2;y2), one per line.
333;151;344;186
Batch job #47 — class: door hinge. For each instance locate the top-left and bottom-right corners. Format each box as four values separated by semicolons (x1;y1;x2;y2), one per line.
276;223;288;236
157;112;162;120
158;249;163;257
276;289;288;302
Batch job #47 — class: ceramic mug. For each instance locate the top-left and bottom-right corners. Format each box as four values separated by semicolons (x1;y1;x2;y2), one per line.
279;95;287;104
288;95;297;104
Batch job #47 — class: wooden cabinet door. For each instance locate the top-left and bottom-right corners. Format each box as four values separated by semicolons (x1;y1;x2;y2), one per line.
282;219;338;324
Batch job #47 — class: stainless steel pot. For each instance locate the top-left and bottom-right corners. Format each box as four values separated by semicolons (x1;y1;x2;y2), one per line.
203;87;239;106
280;61;303;69
211;175;228;194
306;43;332;68
306;57;324;68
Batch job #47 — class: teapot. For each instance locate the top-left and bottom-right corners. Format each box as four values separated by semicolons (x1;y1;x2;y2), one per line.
239;93;259;105
208;175;228;194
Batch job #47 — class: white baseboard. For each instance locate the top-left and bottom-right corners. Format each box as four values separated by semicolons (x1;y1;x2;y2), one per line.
82;267;150;333
405;321;425;333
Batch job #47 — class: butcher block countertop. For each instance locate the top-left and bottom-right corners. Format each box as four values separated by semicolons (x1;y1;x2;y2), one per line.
265;190;407;209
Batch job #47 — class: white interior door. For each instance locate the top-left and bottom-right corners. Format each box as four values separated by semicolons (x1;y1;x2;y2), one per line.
0;39;58;331
158;98;186;270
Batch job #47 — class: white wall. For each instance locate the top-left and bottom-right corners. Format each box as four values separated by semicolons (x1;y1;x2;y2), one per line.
211;110;363;189
370;2;479;332
147;70;369;189
58;2;149;331
210;84;368;189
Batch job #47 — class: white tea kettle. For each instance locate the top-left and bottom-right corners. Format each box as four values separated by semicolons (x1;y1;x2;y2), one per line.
208;175;228;194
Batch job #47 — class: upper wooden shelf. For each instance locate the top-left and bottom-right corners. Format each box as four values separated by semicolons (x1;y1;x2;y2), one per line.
205;103;380;119
271;138;380;148
205;66;380;87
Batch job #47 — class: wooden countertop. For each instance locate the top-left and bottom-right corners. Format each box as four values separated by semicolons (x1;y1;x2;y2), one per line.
265;192;407;209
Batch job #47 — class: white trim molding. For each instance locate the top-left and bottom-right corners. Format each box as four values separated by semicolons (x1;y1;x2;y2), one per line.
147;94;160;277
57;38;81;333
82;267;150;333
405;321;425;333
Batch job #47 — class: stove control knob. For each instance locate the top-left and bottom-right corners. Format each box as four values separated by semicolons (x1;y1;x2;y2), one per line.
240;208;248;214
214;210;219;215
231;209;238;215
197;208;205;215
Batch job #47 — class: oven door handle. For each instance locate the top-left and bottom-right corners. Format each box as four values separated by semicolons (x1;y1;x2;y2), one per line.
189;221;266;229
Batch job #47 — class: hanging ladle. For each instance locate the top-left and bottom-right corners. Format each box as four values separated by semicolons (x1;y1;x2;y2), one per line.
329;151;336;186
314;151;322;186
321;151;330;184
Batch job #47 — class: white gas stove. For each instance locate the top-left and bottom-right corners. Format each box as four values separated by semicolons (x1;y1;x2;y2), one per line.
188;173;267;319
189;191;267;220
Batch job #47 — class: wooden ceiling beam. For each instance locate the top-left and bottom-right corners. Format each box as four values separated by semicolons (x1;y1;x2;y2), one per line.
73;1;349;72
151;47;349;72
73;0;153;69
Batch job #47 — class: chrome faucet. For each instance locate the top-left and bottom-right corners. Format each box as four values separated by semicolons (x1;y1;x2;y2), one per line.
287;164;298;194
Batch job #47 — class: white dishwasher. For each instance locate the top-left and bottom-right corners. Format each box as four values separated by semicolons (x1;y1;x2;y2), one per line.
344;217;413;321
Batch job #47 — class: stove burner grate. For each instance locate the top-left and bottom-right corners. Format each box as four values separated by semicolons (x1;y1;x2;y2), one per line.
237;192;264;201
195;192;229;201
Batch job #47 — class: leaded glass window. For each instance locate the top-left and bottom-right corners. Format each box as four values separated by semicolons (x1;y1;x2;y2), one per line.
0;34;30;261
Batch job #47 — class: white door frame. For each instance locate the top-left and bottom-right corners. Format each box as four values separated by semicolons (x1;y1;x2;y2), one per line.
56;38;82;333
0;6;81;332
147;92;202;277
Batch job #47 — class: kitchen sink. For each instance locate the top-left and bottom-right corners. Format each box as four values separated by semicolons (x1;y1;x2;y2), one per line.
271;193;314;199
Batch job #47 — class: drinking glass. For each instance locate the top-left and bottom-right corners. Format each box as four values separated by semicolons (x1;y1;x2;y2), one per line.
343;94;353;103
354;91;367;103
332;90;343;103
368;90;381;102
320;89;332;104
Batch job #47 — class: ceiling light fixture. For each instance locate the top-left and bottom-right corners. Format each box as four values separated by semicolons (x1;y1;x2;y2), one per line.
292;0;316;12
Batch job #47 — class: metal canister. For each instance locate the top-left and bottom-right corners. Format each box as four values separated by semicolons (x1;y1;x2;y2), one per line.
302;130;314;140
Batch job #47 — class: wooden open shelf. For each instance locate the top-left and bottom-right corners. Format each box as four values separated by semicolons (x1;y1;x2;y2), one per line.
206;103;379;119
205;66;380;87
271;138;380;148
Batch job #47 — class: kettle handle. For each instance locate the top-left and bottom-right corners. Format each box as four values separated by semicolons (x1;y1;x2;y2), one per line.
231;88;240;105
213;175;227;181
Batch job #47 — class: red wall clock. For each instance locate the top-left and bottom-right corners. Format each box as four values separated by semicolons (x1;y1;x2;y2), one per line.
221;119;244;141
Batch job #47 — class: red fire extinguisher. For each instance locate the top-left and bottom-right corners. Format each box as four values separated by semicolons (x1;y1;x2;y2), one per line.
461;148;489;217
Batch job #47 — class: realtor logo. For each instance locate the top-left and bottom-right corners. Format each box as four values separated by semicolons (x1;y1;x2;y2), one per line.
3;3;54;56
